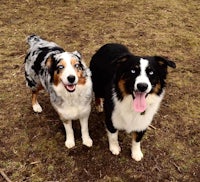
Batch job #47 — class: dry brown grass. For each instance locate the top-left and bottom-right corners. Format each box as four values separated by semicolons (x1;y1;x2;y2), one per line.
0;0;200;181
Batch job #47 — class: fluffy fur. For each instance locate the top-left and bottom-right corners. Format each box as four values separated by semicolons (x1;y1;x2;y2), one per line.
24;35;93;148
90;43;176;161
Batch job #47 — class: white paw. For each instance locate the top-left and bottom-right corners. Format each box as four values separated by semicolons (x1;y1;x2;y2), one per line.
65;140;75;149
131;150;143;161
33;103;42;113
109;144;121;155
83;137;93;147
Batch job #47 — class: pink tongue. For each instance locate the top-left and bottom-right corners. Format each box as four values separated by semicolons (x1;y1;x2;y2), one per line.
66;85;76;91
133;92;147;112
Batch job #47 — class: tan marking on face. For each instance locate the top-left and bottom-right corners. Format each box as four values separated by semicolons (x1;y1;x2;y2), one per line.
70;58;86;85
77;72;86;85
54;59;66;86
118;78;128;97
152;82;161;94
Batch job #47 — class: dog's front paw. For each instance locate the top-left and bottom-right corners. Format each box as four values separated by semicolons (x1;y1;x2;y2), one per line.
33;103;42;113
131;150;143;161
109;144;121;155
65;139;75;149
83;137;93;147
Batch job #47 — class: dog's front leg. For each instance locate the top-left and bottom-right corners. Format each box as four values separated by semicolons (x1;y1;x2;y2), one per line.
63;120;75;148
107;130;121;155
131;130;146;161
79;117;93;147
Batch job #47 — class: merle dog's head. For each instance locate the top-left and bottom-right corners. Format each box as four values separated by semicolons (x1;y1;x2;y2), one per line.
114;54;176;112
46;51;90;93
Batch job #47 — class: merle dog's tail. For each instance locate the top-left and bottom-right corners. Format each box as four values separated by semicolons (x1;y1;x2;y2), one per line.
26;34;42;47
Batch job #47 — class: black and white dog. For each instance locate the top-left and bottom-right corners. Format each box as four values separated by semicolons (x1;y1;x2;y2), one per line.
24;35;93;148
90;43;176;161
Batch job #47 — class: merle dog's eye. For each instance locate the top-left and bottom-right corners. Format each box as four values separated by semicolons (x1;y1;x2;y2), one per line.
74;63;82;70
131;69;136;74
75;64;79;68
57;65;64;70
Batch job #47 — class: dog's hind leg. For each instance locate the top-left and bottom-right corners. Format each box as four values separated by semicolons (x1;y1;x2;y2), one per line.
32;85;43;113
95;97;104;113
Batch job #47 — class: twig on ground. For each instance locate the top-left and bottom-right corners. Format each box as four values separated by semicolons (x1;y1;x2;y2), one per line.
172;162;182;173
0;169;12;182
148;124;157;130
84;168;89;175
15;54;26;59
30;161;41;165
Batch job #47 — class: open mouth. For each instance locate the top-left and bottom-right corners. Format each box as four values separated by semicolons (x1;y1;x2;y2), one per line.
133;92;147;113
64;84;76;92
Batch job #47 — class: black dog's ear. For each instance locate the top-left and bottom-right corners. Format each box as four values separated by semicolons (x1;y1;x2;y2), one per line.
111;53;132;65
155;56;176;68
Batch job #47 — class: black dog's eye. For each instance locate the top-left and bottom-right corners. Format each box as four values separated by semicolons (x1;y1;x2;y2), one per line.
57;65;64;70
131;69;136;74
147;68;154;76
149;71;154;75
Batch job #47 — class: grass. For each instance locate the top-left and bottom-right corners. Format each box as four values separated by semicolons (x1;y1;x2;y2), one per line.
0;0;200;181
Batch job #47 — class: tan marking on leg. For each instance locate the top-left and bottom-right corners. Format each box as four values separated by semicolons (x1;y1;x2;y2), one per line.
31;85;43;113
95;97;104;112
132;131;137;142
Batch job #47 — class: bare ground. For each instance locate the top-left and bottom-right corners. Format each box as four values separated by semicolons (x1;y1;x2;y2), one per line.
0;0;200;181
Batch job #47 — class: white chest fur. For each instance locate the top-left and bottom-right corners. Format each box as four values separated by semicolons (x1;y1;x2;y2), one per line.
51;79;92;121
112;92;164;133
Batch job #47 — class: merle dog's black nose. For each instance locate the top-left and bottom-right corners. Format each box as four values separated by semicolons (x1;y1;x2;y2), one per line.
67;75;76;83
137;83;148;92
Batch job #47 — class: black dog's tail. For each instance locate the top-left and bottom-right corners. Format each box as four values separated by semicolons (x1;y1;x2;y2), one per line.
26;34;42;47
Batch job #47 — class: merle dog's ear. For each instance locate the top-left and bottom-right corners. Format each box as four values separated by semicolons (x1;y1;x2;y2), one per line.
46;56;53;70
155;56;176;68
72;51;82;60
72;51;91;77
72;50;85;69
46;55;57;73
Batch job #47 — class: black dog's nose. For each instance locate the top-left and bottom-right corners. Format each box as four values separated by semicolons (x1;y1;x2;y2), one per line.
137;83;148;92
67;75;76;83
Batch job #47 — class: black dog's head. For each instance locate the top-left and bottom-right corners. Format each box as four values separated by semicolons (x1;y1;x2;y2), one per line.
114;54;176;112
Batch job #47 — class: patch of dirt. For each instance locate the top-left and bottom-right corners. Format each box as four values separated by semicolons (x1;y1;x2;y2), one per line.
0;0;200;181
